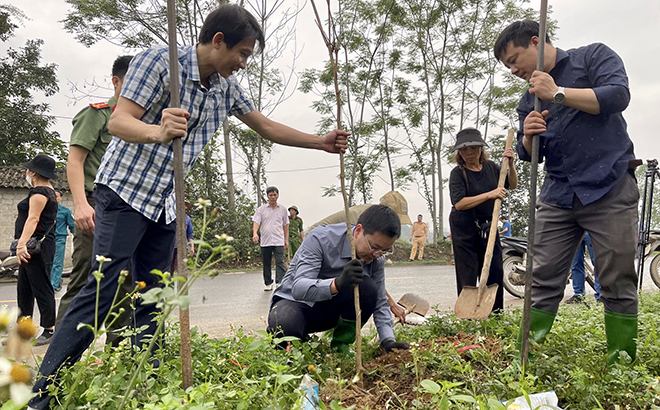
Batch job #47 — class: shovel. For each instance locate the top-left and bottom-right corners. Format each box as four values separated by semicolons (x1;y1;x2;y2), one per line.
370;292;430;343
454;129;515;320
396;292;430;323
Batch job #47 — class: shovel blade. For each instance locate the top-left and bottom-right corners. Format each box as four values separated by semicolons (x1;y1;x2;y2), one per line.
397;293;430;316
454;284;499;320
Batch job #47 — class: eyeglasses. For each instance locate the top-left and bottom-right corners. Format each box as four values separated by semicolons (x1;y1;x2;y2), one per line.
364;235;393;257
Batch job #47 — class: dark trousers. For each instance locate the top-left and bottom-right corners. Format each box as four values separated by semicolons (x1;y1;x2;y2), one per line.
54;193;133;346
267;275;378;340
531;173;639;314
450;211;504;312
30;184;175;409
55;194;95;326
17;238;56;328
261;246;286;285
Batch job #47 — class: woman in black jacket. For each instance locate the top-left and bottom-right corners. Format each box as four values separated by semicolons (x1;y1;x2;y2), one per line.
449;128;517;313
14;155;59;345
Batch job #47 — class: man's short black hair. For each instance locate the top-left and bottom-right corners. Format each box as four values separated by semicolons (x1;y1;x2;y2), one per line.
112;55;133;79
493;20;551;61
357;205;401;239
500;216;507;221
266;186;279;195
199;4;265;53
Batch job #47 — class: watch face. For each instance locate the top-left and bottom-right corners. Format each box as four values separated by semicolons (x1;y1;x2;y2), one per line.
554;92;565;105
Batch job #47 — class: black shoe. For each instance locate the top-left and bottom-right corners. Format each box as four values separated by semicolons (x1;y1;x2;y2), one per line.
35;329;54;346
408;259;414;262
565;294;585;304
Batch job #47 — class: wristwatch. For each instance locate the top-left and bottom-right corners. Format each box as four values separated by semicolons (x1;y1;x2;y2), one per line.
553;86;566;105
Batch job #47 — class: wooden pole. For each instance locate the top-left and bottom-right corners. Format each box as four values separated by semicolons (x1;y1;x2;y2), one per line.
520;0;548;370
310;0;364;385
166;0;193;389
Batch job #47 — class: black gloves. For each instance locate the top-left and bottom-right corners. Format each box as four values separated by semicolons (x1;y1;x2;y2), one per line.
380;338;409;353
334;259;363;291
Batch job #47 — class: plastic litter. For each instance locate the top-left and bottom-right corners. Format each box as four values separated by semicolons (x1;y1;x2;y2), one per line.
506;390;563;410
299;374;319;410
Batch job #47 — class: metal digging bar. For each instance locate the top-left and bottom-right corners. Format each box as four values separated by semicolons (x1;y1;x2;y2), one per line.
166;0;193;389
520;0;548;371
637;159;659;290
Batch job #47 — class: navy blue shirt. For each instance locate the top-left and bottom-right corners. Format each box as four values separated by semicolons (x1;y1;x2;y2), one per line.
516;44;635;209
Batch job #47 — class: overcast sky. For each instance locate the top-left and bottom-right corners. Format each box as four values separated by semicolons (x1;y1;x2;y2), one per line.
4;0;660;234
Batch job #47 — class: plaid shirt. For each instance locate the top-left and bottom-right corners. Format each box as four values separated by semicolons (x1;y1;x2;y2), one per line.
96;45;254;223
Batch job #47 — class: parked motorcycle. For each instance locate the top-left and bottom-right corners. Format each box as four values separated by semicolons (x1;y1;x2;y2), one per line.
645;230;660;288
0;249;19;281
501;236;595;298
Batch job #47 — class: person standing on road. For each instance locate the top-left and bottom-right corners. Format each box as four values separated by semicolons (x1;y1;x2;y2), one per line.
408;214;428;261
267;205;409;354
495;20;639;365
449;128;517;315
566;232;601;304
253;186;289;291
29;5;348;409
14;155;59;346
499;215;511;237
50;190;74;292
56;55;135;347
57;56;133;319
287;205;304;257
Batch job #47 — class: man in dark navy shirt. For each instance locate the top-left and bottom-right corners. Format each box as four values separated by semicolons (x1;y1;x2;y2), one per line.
495;20;639;366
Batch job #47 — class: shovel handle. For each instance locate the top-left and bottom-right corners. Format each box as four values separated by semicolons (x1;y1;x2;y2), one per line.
476;130;515;301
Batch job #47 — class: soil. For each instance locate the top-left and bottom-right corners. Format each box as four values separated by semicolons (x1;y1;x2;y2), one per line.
320;332;503;409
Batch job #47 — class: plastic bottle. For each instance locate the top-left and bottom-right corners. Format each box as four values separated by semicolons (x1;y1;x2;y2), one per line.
506;390;562;410
299;374;319;410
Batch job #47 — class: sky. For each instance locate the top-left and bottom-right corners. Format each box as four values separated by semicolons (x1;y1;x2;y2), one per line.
4;0;660;235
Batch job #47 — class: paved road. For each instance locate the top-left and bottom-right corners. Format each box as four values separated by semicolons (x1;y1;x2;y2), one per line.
4;260;656;344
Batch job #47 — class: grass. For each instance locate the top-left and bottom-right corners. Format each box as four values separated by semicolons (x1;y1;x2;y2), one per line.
37;291;660;409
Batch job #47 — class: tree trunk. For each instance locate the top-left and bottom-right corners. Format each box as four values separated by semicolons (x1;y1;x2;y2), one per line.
223;118;236;211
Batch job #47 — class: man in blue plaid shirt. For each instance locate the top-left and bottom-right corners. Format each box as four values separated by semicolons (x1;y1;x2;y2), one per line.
29;4;348;409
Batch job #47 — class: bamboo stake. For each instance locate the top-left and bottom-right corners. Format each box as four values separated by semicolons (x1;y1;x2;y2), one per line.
310;0;364;386
166;0;193;389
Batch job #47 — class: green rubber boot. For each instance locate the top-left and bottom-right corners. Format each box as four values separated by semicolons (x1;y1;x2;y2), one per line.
330;317;357;355
605;310;638;366
517;307;557;354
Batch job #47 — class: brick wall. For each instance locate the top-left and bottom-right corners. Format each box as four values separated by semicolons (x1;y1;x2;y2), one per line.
0;188;75;268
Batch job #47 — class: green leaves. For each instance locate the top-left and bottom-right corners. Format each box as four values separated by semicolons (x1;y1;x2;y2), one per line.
0;14;64;165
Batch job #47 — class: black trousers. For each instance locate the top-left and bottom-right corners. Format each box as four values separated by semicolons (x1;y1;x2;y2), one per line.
30;184;175;409
17;237;56;328
449;211;504;312
261;246;286;285
267;275;379;340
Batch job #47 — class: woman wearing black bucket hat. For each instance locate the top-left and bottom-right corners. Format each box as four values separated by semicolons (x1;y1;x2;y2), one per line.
14;154;59;345
448;128;517;314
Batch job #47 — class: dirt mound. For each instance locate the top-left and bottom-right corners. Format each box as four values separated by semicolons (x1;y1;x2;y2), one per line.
321;332;503;409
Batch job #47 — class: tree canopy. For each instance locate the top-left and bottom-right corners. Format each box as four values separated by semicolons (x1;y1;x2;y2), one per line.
0;5;65;166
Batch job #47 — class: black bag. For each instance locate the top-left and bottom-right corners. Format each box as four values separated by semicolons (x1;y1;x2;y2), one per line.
10;222;55;257
461;167;491;244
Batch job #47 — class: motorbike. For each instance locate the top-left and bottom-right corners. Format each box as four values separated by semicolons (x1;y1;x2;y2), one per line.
645;230;660;288
500;236;595;298
0;249;19;281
